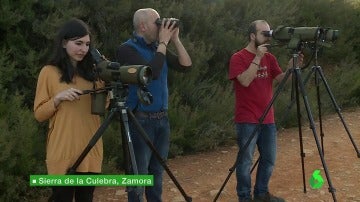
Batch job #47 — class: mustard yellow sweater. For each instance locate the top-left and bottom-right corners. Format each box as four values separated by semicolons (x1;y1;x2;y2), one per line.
34;65;103;174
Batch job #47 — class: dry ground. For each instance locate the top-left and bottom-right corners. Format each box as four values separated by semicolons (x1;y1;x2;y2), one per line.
93;109;360;202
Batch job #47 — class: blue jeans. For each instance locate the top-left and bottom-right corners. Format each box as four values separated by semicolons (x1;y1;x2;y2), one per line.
127;115;170;202
235;123;277;200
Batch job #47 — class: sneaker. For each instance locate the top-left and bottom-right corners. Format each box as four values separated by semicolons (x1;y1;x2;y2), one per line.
253;192;285;202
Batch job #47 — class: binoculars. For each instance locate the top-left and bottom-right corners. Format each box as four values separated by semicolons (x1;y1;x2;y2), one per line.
155;18;180;28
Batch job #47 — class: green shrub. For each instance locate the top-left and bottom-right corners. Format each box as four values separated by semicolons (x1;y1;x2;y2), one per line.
0;92;47;201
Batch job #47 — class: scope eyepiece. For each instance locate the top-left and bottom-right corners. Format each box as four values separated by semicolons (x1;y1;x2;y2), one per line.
261;30;273;37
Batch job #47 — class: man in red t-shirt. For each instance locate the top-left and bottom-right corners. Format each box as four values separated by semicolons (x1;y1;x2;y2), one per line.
228;20;303;202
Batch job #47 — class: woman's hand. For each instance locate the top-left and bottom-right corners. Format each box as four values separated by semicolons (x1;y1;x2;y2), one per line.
54;88;83;107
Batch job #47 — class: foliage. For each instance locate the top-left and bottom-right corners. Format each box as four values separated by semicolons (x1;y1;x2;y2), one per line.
0;0;359;200
0;91;47;201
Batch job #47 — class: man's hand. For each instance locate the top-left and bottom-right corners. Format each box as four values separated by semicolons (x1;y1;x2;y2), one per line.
158;18;177;45
256;43;270;58
169;18;180;42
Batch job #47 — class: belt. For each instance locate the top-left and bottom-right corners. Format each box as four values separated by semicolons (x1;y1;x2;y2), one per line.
134;110;168;120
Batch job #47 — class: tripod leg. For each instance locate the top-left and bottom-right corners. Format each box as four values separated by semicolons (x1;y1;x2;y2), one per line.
314;67;326;155
316;67;360;157
127;109;192;202
294;68;338;201
120;108;139;175
250;157;259;173
213;68;293;202
293;70;307;193
280;65;315;126
48;108;118;202
119;107;143;202
214;124;262;202
122;129;131;174
68;108;117;174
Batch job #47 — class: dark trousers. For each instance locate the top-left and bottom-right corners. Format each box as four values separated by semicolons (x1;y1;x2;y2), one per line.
51;172;97;202
52;186;95;202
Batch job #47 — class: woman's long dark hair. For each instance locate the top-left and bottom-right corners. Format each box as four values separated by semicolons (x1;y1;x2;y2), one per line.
48;18;95;83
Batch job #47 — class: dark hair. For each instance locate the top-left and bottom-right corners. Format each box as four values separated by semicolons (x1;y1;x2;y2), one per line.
247;20;268;41
48;18;95;83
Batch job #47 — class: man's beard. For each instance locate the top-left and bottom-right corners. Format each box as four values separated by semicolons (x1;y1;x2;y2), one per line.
255;38;263;48
255;38;270;48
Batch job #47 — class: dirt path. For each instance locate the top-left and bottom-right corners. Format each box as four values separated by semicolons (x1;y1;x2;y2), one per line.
94;109;360;202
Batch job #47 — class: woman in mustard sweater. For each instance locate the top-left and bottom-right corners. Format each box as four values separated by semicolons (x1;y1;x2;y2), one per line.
34;18;103;202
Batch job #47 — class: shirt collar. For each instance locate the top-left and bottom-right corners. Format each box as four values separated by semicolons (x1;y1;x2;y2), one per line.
132;32;157;50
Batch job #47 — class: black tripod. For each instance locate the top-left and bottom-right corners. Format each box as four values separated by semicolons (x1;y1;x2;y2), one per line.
246;44;360;197
48;82;192;202
214;45;359;201
280;45;360;157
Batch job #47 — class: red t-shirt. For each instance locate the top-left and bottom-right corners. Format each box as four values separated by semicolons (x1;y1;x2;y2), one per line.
228;48;283;124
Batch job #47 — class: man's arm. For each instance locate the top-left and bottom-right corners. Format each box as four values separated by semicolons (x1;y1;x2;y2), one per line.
236;55;261;87
115;45;166;79
168;26;192;69
172;38;192;67
236;44;268;87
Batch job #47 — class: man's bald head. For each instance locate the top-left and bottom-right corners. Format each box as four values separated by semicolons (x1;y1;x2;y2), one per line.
133;8;159;32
